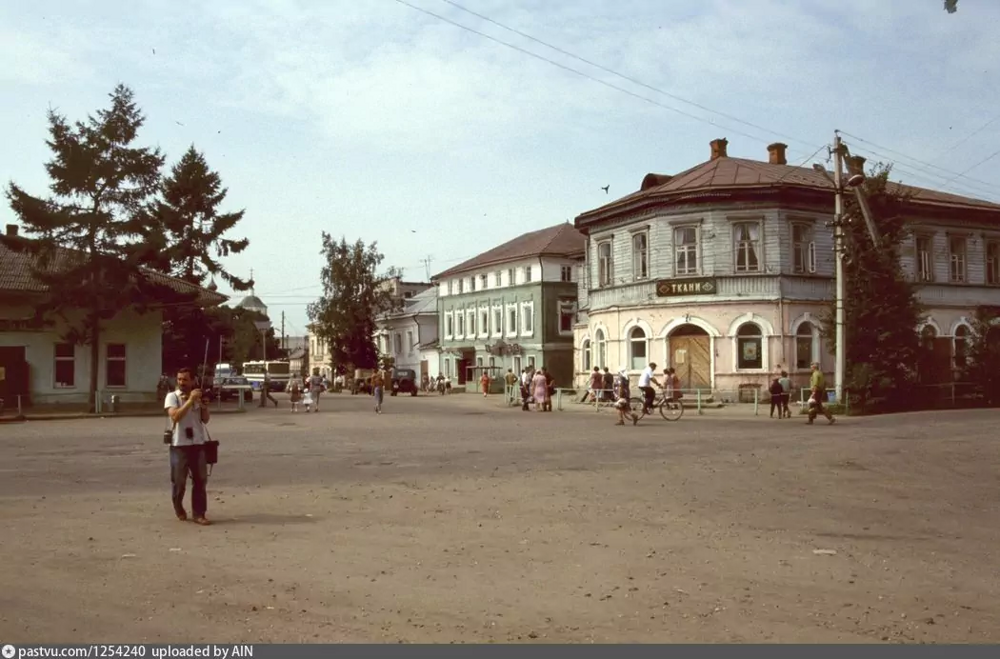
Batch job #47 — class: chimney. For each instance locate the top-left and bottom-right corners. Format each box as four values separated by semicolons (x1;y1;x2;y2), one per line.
767;142;788;165
5;224;17;237
710;138;728;160
846;155;867;178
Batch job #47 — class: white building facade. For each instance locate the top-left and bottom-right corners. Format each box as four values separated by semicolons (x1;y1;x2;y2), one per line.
375;287;439;382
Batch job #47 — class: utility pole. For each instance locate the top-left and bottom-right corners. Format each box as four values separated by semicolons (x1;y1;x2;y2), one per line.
833;132;846;405
281;311;286;353
420;255;434;280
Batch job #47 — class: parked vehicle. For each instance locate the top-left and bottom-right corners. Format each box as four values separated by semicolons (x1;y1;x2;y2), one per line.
351;368;374;395
243;360;291;392
214;376;254;402
391;368;418;396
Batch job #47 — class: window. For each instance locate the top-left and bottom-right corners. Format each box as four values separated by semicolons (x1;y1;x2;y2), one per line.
916;235;933;282
988;241;1000;285
527;356;536;369
448;280;454;295
466;310;475;337
406;331;414;355
581;339;592;372
954;325;970;369
477;356;484;367
456;312;464;337
735;323;763;370
492;306;502;337
795;322;817;370
792;224;816;274
733;222;761;273
489;356;495;367
507;268;516;285
632;232;649;280
524;266;533;283
594;328;607;369
394;333;402;355
458;278;465;293
470;276;477;292
479;308;489;337
598;241;613;286
494;271;502;287
949;236;967;283
513;356;522;373
520;302;534;335
479;274;488;290
558;300;575;334
561;265;573;282
445;312;454;339
629;327;648;371
506;305;517;337
54;343;75;388
106;343;127;387
674;226;698;275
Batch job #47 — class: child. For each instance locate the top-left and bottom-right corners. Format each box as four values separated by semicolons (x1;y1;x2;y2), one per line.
613;368;639;426
289;379;302;413
302;387;314;413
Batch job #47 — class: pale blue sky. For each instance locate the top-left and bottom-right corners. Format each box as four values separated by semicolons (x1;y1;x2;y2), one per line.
3;0;999;334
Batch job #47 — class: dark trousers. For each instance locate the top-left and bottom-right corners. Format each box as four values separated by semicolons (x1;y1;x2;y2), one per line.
171;445;208;518
520;385;530;411
770;394;787;417
640;386;655;413
808;392;833;422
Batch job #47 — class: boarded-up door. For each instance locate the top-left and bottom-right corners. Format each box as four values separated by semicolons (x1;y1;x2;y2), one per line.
670;336;711;390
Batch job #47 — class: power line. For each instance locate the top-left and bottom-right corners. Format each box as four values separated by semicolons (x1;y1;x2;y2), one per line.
839;131;998;192
939;146;1000;192
930;110;1000;161
439;0;816;152
392;0;822;157
772;143;831;185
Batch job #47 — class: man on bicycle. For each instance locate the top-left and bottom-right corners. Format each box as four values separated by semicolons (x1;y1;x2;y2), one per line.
637;362;661;416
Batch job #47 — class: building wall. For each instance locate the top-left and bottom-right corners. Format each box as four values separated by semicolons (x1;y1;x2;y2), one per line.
0;305;163;405
438;256;578;299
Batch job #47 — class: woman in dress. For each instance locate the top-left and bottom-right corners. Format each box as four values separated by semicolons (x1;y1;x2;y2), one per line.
480;371;491;397
531;368;548;412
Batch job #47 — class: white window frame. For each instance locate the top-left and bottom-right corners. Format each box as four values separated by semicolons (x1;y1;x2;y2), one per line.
524;265;533;283
455;311;465;339
948;235;967;283
916;234;934;282
492;305;503;338
444;311;454;339
987;240;1000;286
494;271;502;287
560;265;573;282
478;307;489;339
673;225;699;276
631;231;649;280
505;304;518;338
558;300;576;336
105;343;127;388
581;339;592;372
628;326;648;371
597;240;613;286
594;328;607;369
791;222;816;274
393;333;402;356
520;301;535;337
447;280;454;295
465;309;476;338
732;219;763;274
793;321;820;371
733;322;766;372
54;342;76;389
507;268;516;286
479;274;488;290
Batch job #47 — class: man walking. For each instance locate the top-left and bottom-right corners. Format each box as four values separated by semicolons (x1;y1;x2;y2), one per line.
807;361;835;425
778;370;793;419
307;367;324;413
165;367;212;526
259;372;278;408
371;369;385;414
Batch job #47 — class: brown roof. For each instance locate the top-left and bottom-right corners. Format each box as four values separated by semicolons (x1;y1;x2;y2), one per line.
0;240;227;307
432;222;585;280
577;156;1000;227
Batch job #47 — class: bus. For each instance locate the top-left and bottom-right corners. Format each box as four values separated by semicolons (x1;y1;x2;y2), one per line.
242;360;291;392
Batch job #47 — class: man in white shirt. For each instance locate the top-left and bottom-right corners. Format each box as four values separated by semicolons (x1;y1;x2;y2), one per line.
165;367;212;526
637;362;660;415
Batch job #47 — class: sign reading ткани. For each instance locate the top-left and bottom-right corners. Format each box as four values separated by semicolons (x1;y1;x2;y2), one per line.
655;277;718;297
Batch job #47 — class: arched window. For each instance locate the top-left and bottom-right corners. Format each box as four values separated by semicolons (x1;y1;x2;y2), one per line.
954;325;970;369
736;323;763;370
594;329;607;369
581;339;592;372
629;326;648;371
795;321;817;370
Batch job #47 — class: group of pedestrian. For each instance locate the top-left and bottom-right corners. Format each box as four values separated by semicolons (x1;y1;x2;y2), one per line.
513;366;554;411
769;362;835;424
288;368;326;413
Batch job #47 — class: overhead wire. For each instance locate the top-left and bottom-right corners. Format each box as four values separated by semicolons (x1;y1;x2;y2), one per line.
392;0;824;159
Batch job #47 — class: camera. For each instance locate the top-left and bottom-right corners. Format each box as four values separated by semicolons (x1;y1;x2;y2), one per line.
184;426;194;440
163;429;172;445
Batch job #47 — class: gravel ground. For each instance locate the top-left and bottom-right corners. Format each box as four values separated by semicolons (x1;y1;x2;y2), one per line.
0;393;997;644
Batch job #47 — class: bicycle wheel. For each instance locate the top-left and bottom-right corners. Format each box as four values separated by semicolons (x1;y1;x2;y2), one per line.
629;397;646;418
659;398;684;421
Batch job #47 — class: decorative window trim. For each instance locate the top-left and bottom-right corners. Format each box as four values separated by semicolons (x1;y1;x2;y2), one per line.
914;233;935;283
597;240;614;287
673;224;701;277
731;218;764;274
465;309;476;339
444;311;454;340
631;230;649;281
791;221;817;274
947;234;968;283
478;307;489;339
557;300;576;336
985;239;1000;286
505;304;518;338
520;301;535;337
491;305;503;338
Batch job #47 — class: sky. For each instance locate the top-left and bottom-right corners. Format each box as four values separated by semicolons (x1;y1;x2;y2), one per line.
3;0;1000;335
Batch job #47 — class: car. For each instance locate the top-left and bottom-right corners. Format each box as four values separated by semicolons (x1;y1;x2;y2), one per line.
214;376;254;402
391;368;418;396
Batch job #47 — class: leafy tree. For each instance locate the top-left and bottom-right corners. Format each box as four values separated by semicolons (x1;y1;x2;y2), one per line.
307;234;402;370
161;305;284;375
147;146;251;375
822;162;923;410
964;305;1000;405
3;84;178;411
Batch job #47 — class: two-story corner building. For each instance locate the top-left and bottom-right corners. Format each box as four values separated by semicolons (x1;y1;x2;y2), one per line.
432;222;586;388
572;138;1000;396
375;286;440;382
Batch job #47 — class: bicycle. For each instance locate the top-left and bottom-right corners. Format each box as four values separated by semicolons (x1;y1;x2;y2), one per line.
630;389;684;421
